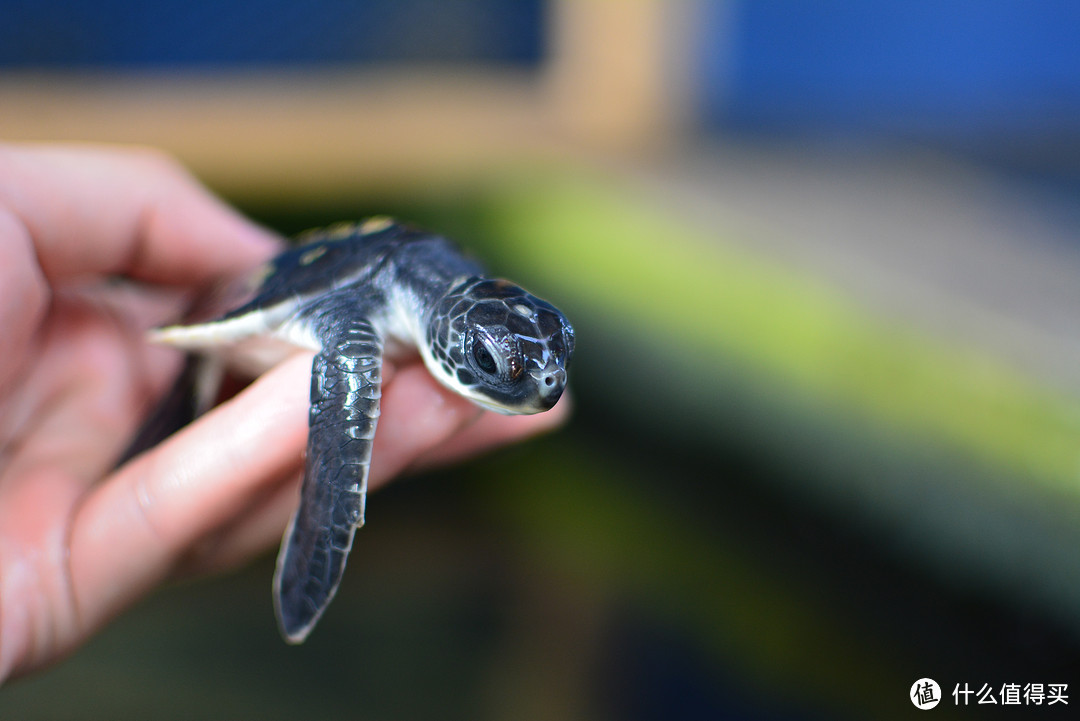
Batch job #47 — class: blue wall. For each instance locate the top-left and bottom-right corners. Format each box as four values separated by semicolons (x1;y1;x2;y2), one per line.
0;0;544;67
698;0;1080;142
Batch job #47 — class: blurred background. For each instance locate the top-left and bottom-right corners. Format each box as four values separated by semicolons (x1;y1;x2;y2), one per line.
3;1;1080;718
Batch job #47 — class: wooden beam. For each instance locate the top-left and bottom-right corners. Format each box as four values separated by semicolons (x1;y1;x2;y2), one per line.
1;69;563;199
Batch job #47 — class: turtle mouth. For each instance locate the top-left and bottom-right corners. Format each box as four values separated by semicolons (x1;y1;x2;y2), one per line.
533;393;562;413
471;395;547;416
462;366;567;415
467;386;564;415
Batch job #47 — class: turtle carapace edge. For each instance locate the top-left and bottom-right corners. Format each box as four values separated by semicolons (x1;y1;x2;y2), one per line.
142;218;574;643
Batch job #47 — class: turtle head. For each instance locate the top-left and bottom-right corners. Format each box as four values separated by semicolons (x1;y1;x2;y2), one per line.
424;277;574;415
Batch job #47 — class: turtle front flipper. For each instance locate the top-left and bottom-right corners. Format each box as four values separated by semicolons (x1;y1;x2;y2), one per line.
273;319;383;643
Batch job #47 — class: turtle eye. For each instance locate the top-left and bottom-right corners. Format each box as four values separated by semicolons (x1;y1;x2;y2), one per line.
472;338;498;376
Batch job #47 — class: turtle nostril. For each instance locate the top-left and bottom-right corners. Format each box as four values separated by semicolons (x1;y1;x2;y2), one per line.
538;369;566;398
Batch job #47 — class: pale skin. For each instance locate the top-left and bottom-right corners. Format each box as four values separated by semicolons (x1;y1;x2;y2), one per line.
0;143;568;683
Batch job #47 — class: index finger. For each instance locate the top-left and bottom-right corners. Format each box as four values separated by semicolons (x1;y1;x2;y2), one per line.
0;142;281;286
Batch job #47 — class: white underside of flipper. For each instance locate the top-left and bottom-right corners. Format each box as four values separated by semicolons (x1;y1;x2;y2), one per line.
148;304;323;377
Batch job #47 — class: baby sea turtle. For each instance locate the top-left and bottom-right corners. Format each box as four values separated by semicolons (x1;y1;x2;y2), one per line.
144;218;574;643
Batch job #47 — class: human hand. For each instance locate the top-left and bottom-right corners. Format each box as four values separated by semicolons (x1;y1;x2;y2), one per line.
0;143;568;682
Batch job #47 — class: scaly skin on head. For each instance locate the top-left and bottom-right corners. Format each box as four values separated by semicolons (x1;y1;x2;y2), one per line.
424;277;574;414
